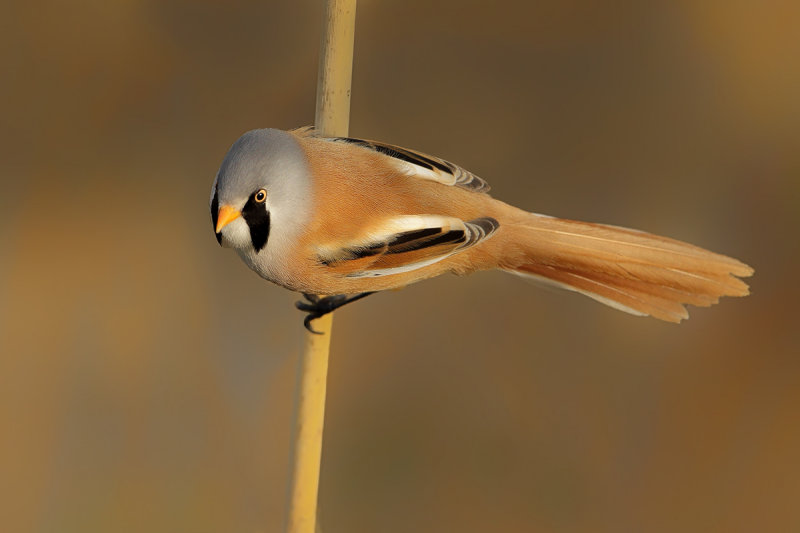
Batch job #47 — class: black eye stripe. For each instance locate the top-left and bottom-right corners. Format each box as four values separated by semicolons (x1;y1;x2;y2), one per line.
211;187;222;244
241;193;270;252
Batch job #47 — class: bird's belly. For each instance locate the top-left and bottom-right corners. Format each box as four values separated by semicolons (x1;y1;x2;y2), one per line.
236;248;298;291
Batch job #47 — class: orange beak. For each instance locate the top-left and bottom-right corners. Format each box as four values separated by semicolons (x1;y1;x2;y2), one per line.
215;205;242;233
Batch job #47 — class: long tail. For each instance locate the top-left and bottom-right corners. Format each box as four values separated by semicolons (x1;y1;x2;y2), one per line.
502;213;754;322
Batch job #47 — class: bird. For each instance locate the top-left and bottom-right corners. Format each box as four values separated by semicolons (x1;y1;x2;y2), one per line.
211;127;753;332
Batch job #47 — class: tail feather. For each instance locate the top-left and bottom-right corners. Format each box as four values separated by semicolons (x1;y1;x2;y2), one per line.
504;214;753;322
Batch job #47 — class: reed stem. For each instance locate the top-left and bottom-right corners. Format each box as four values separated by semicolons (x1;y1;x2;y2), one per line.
285;2;356;532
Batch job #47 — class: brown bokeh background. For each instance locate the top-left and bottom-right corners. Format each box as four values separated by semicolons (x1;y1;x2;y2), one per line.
2;1;798;532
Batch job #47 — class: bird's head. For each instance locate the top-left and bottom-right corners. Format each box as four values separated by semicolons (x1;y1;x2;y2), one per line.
211;129;312;254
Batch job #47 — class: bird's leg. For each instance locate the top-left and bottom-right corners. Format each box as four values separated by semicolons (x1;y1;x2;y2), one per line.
296;292;375;334
301;293;320;304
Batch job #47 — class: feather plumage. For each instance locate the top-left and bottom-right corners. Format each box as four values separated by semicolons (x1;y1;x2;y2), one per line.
316;215;499;278
502;214;753;322
293;127;491;193
213;128;753;321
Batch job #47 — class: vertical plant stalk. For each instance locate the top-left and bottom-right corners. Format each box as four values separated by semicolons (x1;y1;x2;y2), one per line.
286;1;356;533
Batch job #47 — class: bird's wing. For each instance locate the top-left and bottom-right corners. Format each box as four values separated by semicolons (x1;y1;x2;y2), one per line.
292;126;491;193
316;215;499;278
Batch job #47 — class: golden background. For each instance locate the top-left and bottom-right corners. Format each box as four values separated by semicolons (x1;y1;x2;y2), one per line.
2;1;798;532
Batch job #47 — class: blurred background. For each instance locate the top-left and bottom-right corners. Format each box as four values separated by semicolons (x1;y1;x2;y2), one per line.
2;1;798;532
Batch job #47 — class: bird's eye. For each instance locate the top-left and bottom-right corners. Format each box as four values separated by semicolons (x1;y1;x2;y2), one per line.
254;189;267;203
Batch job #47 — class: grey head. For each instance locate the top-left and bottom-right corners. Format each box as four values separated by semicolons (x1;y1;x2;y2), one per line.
210;129;312;257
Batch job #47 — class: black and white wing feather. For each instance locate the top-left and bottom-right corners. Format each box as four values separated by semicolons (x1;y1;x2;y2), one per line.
317;215;499;278
292;127;491;193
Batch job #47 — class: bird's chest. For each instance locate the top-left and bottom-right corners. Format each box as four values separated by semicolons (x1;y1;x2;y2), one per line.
236;233;314;293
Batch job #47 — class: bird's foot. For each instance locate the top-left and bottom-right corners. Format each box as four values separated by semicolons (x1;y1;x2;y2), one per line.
295;292;375;334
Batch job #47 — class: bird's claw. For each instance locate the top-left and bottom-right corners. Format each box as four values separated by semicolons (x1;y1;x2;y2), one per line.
295;294;346;334
294;292;375;334
303;313;324;335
